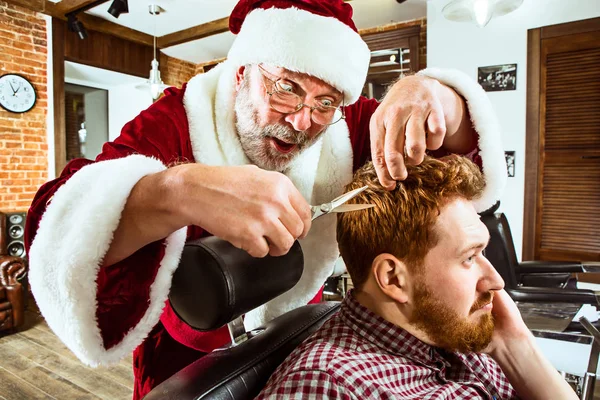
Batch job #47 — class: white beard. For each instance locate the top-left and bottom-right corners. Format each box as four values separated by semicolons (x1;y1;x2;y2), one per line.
234;78;322;172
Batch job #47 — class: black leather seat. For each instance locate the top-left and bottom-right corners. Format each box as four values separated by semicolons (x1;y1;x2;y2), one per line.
480;203;599;332
480;202;585;289
144;237;340;400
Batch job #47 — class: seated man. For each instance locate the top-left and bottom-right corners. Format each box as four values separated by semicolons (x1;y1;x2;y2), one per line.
257;156;577;400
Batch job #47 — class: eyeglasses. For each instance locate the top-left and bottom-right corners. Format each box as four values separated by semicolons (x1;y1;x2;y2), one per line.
257;64;345;126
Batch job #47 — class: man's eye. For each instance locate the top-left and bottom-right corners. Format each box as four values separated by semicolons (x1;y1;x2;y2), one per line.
465;255;475;265
276;81;295;92
319;99;334;107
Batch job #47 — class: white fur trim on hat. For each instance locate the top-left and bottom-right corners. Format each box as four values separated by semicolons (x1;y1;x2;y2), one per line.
28;155;187;366
227;6;371;105
418;68;507;213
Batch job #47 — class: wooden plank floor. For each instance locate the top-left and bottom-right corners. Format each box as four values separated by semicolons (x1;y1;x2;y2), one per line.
2;296;600;400
0;298;133;400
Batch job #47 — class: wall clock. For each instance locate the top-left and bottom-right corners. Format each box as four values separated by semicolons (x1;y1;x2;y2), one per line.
0;73;37;113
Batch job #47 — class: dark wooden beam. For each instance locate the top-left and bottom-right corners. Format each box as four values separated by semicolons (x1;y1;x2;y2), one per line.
52;18;67;178
158;0;352;49
6;0;56;14
157;16;229;49
53;0;101;14
76;12;153;46
7;0;154;46
10;0;354;51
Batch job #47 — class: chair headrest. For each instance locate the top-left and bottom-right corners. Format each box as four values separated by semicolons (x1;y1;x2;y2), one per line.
168;236;304;331
479;201;501;216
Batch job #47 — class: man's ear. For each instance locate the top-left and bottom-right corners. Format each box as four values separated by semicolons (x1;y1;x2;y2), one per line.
372;253;410;304
234;65;247;91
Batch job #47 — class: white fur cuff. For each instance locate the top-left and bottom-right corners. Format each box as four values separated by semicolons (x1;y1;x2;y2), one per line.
29;154;187;366
418;68;507;212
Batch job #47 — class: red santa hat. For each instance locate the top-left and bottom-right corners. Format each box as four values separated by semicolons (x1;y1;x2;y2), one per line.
227;0;371;105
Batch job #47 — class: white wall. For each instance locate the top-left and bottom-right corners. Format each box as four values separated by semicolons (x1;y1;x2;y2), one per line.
84;90;108;158
108;85;153;141
427;0;600;259
65;61;152;143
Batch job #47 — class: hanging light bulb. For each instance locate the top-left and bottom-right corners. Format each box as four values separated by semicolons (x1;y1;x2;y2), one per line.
149;58;164;100
472;0;493;28
146;4;168;100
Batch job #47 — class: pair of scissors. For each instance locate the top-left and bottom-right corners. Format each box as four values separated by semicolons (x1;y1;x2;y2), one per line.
311;185;375;221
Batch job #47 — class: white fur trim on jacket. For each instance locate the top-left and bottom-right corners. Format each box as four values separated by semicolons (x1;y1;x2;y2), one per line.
227;7;370;105
28;155;187;366
418;68;507;212
184;60;354;331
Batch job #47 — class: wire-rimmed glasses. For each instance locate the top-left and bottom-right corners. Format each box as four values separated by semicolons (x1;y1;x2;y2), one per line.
257;64;345;126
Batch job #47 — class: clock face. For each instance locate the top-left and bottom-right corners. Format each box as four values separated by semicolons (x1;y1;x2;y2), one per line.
0;74;36;113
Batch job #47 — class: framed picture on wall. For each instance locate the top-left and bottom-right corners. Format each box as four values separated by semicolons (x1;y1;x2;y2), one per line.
505;151;515;177
477;64;517;92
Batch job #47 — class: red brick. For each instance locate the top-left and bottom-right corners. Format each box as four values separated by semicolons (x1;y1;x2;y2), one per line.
4;141;21;148
1;133;22;141
2;47;23;57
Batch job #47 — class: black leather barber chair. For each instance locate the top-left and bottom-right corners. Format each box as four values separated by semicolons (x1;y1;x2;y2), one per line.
480;202;600;333
144;237;340;400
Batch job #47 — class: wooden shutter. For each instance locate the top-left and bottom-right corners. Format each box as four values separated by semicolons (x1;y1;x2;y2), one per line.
536;30;600;261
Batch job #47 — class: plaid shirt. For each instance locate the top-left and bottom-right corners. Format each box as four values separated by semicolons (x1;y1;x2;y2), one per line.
256;291;518;400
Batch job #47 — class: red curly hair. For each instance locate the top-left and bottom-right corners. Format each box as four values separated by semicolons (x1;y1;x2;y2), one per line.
337;155;485;290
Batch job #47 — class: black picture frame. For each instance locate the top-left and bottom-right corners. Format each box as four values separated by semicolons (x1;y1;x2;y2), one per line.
505;151;515;177
477;64;517;92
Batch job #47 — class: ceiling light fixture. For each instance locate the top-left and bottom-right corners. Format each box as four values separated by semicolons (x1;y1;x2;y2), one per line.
67;14;88;40
65;0;116;40
107;0;129;19
442;0;523;28
146;4;168;100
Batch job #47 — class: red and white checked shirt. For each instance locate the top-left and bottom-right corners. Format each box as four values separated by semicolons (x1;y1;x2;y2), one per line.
256;291;518;399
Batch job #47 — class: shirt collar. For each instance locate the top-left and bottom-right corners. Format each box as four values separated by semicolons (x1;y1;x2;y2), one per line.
339;290;434;364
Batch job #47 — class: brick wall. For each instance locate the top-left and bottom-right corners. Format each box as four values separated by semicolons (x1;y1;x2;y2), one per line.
0;3;47;212
160;53;196;88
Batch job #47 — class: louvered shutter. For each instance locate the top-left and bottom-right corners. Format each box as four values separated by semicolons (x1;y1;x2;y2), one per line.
537;31;600;261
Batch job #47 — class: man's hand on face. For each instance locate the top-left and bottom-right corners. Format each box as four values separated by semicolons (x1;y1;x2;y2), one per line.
178;164;312;258
484;289;532;356
369;75;448;190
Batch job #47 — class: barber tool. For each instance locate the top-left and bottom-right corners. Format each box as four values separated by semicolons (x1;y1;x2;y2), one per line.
311;185;375;221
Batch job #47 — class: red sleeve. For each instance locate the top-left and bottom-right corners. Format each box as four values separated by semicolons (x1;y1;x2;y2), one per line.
25;85;198;350
343;96;380;173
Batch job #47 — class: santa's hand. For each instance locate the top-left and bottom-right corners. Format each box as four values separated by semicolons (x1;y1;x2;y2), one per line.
178;164;311;258
369;75;447;190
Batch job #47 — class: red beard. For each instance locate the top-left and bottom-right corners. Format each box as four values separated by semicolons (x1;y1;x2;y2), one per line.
409;280;495;353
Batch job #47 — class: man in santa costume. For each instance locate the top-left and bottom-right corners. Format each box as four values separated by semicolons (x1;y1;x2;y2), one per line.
25;0;507;398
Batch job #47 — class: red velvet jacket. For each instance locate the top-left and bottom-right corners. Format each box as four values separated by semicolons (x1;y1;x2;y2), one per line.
25;85;387;399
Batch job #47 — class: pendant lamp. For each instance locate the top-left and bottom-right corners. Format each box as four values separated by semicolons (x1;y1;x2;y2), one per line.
146;4;168;100
442;0;523;28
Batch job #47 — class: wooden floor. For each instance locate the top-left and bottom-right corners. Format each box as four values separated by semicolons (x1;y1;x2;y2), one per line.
1;297;599;400
0;298;133;400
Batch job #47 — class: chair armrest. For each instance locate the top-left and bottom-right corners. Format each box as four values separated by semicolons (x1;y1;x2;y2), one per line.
0;256;26;286
518;261;584;274
507;286;598;305
519;273;572;288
